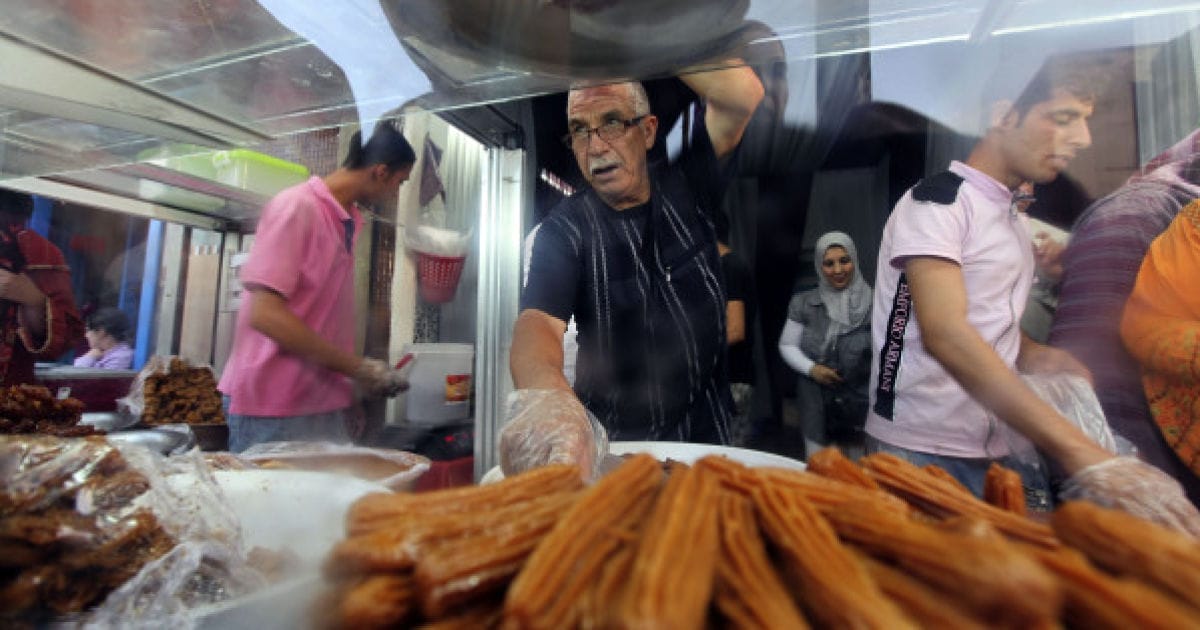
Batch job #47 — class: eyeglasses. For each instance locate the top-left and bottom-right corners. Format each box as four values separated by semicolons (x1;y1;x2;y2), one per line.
562;115;647;149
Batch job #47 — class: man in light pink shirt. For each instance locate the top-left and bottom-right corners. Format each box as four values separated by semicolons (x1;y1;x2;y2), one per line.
219;120;414;452
865;55;1200;534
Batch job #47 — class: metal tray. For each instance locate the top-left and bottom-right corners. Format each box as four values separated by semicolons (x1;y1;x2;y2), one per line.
482;440;806;484
106;428;193;455
80;412;138;432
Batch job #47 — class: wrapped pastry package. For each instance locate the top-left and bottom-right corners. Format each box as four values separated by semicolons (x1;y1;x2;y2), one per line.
0;435;268;627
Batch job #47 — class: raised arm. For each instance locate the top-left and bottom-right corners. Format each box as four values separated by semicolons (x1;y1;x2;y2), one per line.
679;60;765;159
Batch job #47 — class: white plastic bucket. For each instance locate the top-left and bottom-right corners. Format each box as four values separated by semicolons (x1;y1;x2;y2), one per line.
401;343;474;426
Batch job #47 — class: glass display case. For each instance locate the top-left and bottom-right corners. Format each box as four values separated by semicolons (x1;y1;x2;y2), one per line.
1;0;1199;478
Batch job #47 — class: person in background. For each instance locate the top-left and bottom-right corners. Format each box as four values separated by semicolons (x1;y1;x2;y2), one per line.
779;231;872;459
864;53;1200;533
219;120;415;452
505;63;763;477
0;189;84;386
1015;181;1070;344
1121;200;1200;486
714;210;757;447
74;307;133;369
1049;128;1200;504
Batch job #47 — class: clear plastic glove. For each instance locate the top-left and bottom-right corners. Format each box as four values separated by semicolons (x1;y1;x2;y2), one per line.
354;358;409;397
498;389;609;482
1059;456;1200;537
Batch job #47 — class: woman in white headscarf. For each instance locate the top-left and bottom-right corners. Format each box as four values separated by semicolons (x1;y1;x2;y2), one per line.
779;231;873;458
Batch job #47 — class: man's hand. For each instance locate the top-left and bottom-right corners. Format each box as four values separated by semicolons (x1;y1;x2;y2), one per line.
810;364;844;387
354;358;409;397
0;269;45;306
1060;456;1200;537
1033;232;1066;283
498;389;608;482
1018;339;1093;385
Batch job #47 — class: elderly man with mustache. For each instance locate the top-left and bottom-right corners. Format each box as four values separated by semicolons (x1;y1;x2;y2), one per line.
502;64;763;479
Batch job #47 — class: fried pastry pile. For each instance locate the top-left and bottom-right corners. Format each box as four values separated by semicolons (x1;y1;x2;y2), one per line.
141;357;225;425
0;384;92;437
320;447;1200;629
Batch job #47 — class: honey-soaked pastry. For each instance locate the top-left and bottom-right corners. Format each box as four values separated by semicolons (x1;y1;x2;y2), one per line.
503;454;663;629
140;358;225;425
755;466;910;517
616;460;721;629
806;447;879;490
712;490;809;630
1052;501;1200;611
984;462;1027;515
752;484;917;629
0;385;91;437
327;490;578;576
333;573;416;629
346;464;582;536
853;551;986;630
1032;546;1200;629
860;453;1059;548
825;500;1061;627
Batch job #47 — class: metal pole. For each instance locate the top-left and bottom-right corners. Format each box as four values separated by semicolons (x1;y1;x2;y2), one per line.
133;220;164;370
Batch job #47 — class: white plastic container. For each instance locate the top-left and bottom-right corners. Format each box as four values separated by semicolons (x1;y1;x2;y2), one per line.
401;343;474;426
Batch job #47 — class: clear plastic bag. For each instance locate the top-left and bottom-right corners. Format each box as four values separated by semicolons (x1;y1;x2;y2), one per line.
238;441;431;491
497;389;609;482
0;435;266;627
982;375;1120;511
405;224;472;257
1021;373;1118;453
993;375;1119;469
83;441;276;628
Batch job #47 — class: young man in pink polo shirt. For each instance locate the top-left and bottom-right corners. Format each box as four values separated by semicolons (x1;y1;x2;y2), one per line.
220;120;415;451
866;55;1200;533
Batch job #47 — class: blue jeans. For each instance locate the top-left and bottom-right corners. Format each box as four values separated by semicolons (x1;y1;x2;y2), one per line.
223;396;350;453
864;436;1053;512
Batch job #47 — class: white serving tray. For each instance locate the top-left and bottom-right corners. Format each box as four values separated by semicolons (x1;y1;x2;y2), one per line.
482;440;805;484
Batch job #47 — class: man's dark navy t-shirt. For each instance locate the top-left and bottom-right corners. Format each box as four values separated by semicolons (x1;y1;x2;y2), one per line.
522;126;734;443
